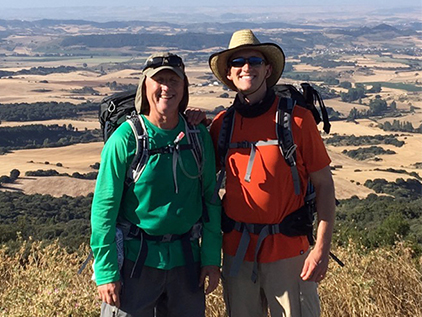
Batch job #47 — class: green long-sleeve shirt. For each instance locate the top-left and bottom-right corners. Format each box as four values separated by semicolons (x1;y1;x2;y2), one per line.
90;114;222;286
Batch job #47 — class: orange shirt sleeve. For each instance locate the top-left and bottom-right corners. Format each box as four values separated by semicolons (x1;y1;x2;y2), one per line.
292;106;331;174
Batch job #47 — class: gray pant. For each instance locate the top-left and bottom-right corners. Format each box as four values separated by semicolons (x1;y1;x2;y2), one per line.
101;260;205;317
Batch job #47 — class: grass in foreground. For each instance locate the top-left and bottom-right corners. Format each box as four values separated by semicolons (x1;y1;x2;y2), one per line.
0;239;421;317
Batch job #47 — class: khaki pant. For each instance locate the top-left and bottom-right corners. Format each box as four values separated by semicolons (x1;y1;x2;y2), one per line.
222;252;320;317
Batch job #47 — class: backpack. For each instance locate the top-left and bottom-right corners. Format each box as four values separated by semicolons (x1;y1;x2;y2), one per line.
212;83;331;244
98;89;206;189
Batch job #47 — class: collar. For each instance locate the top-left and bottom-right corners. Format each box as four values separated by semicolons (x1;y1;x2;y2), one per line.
233;89;276;118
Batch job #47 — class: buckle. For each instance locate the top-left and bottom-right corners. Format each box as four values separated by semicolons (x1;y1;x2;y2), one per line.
161;234;173;242
284;144;297;160
128;226;141;238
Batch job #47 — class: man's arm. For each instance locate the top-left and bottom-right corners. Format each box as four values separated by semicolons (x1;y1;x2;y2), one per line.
185;108;211;126
300;165;336;282
197;125;223;293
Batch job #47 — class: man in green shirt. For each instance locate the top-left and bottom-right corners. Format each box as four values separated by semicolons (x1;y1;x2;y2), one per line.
90;52;222;316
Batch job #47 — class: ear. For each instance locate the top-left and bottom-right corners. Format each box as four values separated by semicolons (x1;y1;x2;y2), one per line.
265;64;272;79
226;69;233;81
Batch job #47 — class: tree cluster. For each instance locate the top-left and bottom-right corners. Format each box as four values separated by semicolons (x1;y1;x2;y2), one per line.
299;56;355;68
364;178;421;200
0;169;20;187
0;101;97;121
25;169;98;180
335;192;422;253
106;81;137;91
342;145;396;160
70;86;100;95
340;86;366;103
0;66;79;78
0;191;92;250
379;120;422;133
325;134;405;147
0;124;102;154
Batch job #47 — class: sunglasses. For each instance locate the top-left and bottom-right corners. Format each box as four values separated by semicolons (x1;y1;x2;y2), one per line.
144;55;184;70
229;56;266;68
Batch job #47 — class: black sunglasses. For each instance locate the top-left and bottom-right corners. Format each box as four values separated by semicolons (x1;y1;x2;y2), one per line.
229;56;266;68
144;55;184;70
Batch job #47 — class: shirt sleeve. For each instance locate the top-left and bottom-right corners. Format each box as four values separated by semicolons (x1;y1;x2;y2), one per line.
90;122;134;286
292;107;331;174
198;124;223;267
209;110;226;171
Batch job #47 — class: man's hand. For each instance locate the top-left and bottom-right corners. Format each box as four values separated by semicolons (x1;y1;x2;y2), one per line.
185;108;211;126
199;265;221;295
300;248;329;283
97;281;121;308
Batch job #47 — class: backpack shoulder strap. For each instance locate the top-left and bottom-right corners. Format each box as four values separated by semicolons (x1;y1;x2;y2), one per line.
126;113;149;186
300;83;331;134
182;116;204;171
211;106;236;203
276;96;301;195
181;116;209;223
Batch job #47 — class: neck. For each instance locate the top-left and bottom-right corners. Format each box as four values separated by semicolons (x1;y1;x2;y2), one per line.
145;112;179;130
238;86;268;105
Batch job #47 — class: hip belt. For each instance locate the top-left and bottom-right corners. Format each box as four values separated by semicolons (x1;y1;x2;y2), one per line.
223;204;313;283
124;222;202;292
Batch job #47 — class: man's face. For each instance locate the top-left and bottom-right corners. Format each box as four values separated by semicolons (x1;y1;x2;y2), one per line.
226;49;272;94
145;69;184;118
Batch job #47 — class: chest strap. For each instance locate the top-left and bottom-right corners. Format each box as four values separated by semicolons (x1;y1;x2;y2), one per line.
225;204;313;283
229;140;279;183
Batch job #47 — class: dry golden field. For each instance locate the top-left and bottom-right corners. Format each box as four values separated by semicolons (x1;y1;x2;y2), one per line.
0;55;421;199
1;239;421;317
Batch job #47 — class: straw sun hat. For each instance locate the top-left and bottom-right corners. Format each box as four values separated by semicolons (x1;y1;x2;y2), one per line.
209;29;285;91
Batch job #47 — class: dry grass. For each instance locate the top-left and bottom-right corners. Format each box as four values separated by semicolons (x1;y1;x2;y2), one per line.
1;239;421;317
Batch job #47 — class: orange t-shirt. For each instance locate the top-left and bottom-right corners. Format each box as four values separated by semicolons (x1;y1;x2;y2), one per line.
210;96;331;263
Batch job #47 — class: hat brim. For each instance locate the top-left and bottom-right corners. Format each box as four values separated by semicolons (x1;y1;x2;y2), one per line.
143;65;185;80
209;43;285;91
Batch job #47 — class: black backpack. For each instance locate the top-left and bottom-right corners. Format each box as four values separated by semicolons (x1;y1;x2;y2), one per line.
98;89;205;188
99;89;137;143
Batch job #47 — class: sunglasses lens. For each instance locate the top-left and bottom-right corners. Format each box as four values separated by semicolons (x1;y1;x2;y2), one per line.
166;55;183;67
248;57;265;66
230;57;246;67
145;55;183;69
230;57;265;67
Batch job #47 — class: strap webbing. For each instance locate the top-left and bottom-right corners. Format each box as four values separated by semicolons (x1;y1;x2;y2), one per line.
130;232;148;278
228;225;250;278
276;97;301;195
236;140;278;183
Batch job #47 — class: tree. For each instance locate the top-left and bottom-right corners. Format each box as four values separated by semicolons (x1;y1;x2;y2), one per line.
368;83;382;93
347;107;359;121
10;169;20;181
390;101;397;111
339;81;352;89
369;98;387;115
370;213;410;246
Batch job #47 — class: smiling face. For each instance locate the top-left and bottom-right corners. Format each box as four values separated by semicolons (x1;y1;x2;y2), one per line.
226;49;272;100
144;69;184;125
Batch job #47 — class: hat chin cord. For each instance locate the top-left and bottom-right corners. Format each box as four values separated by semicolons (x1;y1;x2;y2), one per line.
238;76;267;104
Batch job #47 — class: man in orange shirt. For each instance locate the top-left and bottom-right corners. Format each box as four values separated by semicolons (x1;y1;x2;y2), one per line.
208;29;336;317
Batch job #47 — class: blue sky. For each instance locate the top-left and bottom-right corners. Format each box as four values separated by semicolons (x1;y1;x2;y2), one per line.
2;0;420;8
